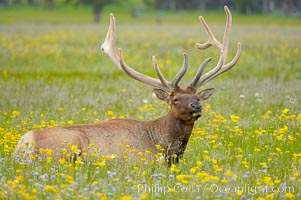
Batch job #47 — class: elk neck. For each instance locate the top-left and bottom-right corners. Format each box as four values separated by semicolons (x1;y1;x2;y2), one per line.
144;110;195;156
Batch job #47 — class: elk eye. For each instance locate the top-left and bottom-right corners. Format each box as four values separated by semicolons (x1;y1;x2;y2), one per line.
173;98;180;104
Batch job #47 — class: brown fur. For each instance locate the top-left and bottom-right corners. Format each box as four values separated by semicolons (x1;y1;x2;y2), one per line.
14;87;214;164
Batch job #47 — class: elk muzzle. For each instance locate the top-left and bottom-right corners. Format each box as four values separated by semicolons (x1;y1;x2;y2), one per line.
190;102;202;118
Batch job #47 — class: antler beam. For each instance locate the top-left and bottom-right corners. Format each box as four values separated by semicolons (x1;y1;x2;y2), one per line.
101;14;188;92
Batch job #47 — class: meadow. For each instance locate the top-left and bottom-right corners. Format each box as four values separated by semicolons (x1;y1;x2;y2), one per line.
0;8;301;200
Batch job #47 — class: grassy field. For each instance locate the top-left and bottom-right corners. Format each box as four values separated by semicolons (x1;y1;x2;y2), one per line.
0;7;301;200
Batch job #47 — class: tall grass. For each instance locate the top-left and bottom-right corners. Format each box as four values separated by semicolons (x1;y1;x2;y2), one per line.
0;10;300;199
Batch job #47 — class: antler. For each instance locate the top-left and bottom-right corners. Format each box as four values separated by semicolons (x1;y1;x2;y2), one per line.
189;6;242;89
101;13;188;92
102;6;241;92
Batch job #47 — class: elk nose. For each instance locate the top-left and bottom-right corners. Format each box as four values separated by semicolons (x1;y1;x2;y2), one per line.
191;102;202;111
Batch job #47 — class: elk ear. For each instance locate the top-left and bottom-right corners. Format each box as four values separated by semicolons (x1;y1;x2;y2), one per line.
153;89;170;103
197;88;214;101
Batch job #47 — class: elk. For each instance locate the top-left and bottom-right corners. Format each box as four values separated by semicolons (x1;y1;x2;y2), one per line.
14;6;241;164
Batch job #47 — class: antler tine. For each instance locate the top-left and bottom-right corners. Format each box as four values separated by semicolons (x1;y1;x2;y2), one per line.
192;6;241;88
203;42;241;84
171;53;189;88
152;56;172;89
189;57;212;88
195;17;222;51
194;54;225;88
221;6;232;64
101;13;121;70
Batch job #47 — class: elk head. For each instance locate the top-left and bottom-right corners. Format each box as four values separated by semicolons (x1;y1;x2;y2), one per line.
101;6;241;125
153;87;213;124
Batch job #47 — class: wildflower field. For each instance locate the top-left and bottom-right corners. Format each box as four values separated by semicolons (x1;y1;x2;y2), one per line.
0;9;301;200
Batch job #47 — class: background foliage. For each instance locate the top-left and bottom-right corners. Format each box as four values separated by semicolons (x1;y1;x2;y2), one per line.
1;0;301;22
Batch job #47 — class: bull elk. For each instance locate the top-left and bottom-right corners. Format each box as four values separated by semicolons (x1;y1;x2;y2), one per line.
14;6;241;164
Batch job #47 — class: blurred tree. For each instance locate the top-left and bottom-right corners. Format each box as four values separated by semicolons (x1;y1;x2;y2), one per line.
66;0;155;22
144;0;156;8
2;0;56;8
65;0;116;22
262;0;275;12
200;0;207;11
155;0;208;11
231;0;262;14
45;0;55;8
0;0;9;7
120;0;156;18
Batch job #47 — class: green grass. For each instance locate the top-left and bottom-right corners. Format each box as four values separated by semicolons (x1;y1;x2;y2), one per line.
0;7;301;200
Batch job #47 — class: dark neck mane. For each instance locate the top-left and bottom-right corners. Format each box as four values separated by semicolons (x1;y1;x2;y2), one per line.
145;111;195;164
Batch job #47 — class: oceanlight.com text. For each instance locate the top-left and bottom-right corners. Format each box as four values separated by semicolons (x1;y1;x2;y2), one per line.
137;183;298;196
